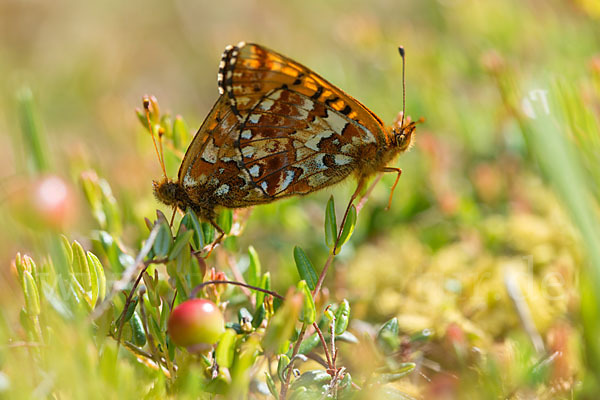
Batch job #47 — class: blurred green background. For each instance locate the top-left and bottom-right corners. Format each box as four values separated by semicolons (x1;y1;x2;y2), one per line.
1;0;600;398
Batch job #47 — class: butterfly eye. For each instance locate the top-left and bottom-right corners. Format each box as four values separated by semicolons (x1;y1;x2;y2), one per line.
395;133;406;146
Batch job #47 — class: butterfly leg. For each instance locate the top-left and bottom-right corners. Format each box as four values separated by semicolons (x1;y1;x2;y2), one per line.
203;219;226;257
334;179;365;255
380;167;402;211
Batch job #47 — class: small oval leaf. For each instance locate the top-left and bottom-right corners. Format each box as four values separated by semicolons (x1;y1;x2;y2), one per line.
72;240;92;292
277;354;291;382
293;247;317;291
246;246;262;287
217;209;233;235
153;223;172;258
324;196;337;249
337;204;357;251
297;281;316;324
334;299;350;335
215;328;237;368
168;229;194;260
256;272;271;312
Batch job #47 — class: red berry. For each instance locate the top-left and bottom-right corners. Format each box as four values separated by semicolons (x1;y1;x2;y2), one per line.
168;299;225;351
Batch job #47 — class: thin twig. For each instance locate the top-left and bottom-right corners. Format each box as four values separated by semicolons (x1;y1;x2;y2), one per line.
280;324;307;400
190;280;284;300
91;224;161;320
115;263;150;349
226;253;252;299
357;173;383;212
313;322;333;369
312;253;334;298
330;316;336;370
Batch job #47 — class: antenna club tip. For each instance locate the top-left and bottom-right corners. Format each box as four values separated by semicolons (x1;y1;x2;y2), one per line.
398;46;405;57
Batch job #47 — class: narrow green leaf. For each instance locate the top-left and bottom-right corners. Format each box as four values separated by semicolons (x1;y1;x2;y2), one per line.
149;314;165;346
129;312;147;346
159;302;169;331
172;115;189;149
255;272;271;311
289;370;331;393
339;372;355;397
337;205;357;250
263;291;302;355
201;222;215;244
265;372;279;399
217;209;233;235
298;332;320;355
246;246;262;287
277;354;291;382
87;252;106;305
72;241;92;292
17;87;49;173
168;229;194;261
59;235;73;267
336;331;359;344
230;335;261;399
167;336;175;361
22;271;41;316
98;178;122;235
13;253;25;281
160;114;172;139
252;303;266;329
376;317;400;353
334;299;350;335
297;281;316;324
215;328;237;368
153;223;172;258
375;363;416;383
181;209;204;250
120;297;138;325
87;252;99;306
324;196;337;249
293;247;318;291
135;107;147;128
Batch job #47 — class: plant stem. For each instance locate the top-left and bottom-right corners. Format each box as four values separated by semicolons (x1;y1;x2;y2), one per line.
280;324;307;399
190;280;284;300
313;322;333;369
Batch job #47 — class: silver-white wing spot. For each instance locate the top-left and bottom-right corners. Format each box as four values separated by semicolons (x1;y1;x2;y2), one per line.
215;184;230;196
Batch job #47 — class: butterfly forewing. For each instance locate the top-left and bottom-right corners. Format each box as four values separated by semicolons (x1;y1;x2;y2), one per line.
219;43;390;142
177;96;263;207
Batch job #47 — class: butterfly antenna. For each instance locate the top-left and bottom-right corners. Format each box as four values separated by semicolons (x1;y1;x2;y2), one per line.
143;96;168;179
398;46;406;128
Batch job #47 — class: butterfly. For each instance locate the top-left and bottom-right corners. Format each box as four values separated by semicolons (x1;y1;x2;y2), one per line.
153;42;418;241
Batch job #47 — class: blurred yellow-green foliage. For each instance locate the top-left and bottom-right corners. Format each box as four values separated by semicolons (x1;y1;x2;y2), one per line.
1;0;600;398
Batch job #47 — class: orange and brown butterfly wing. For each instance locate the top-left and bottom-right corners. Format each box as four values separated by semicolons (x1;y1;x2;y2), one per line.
218;42;390;142
233;87;378;201
178;42;397;213
214;42;393;202
177;95;264;212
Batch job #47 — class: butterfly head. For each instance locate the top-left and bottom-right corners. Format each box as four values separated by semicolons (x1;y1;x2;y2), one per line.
391;112;421;152
153;179;189;211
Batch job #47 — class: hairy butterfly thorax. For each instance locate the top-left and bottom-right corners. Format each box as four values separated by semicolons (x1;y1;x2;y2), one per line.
151;42;420;245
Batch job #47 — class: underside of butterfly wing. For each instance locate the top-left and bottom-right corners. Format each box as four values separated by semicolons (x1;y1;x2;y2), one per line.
235;87;382;201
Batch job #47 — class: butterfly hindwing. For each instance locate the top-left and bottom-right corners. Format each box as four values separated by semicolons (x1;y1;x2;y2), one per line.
237;87;375;199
